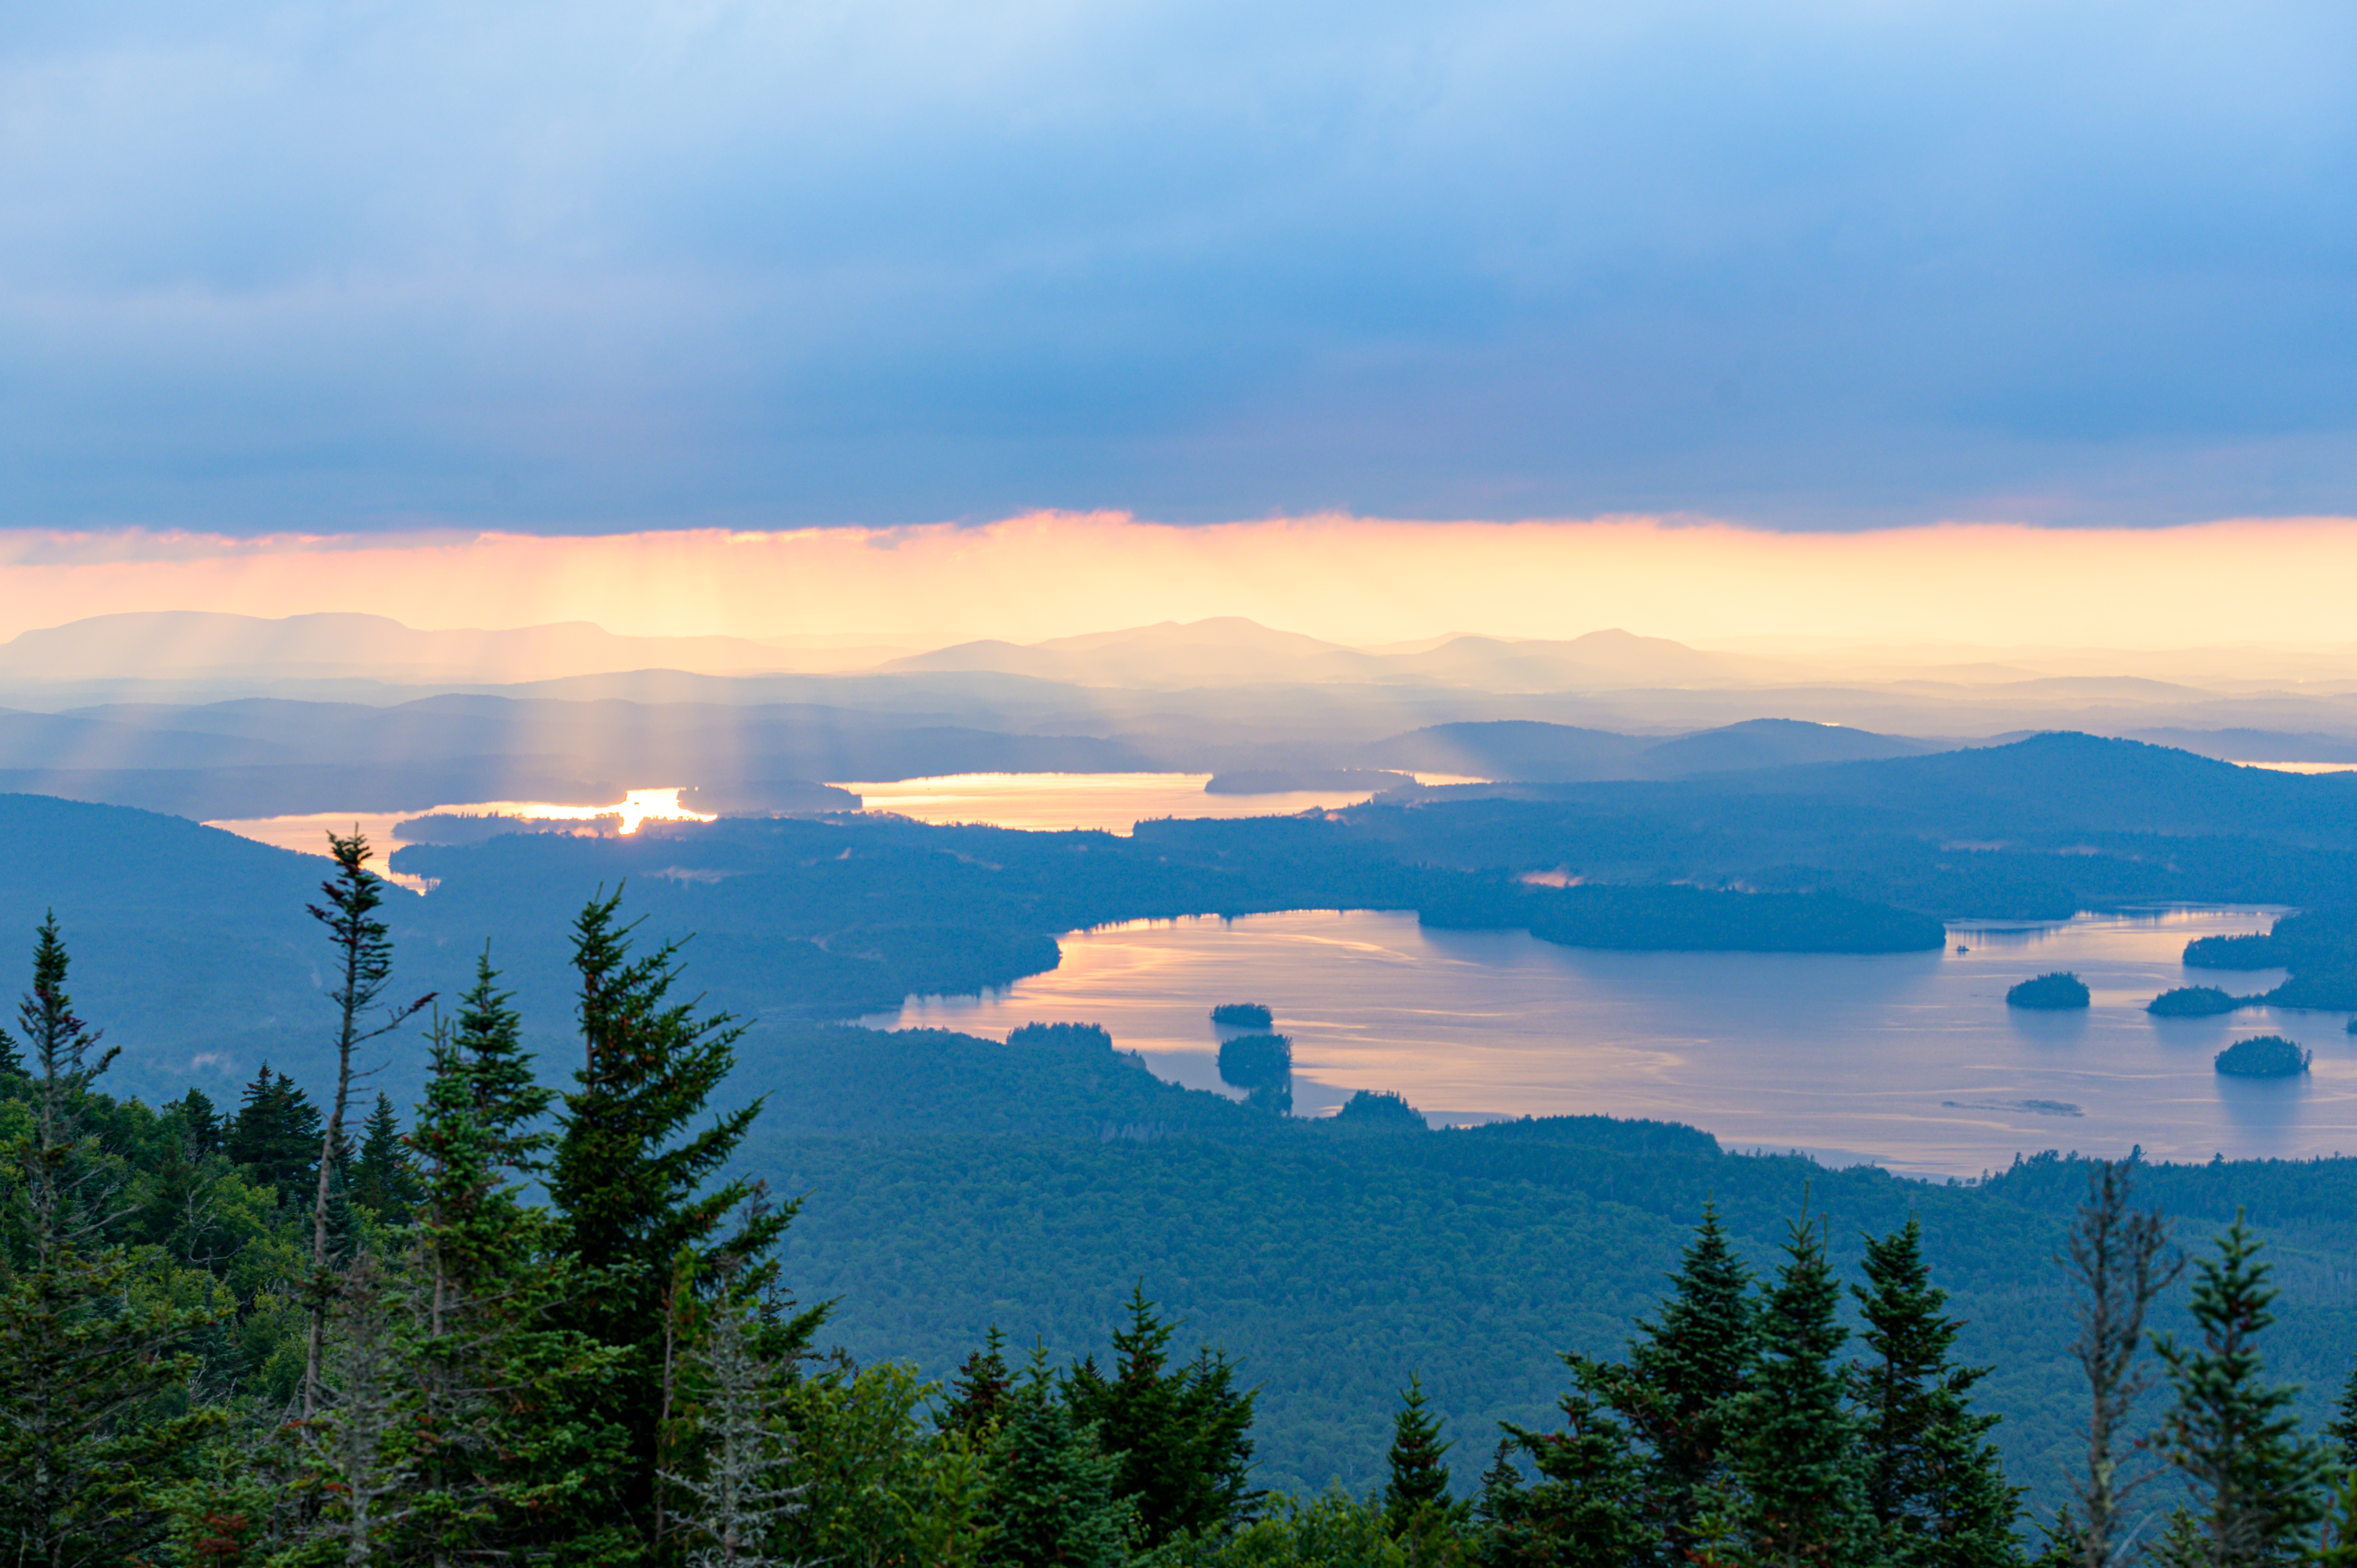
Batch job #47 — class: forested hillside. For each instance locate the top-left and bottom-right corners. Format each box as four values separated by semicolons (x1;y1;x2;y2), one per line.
7;845;2357;1562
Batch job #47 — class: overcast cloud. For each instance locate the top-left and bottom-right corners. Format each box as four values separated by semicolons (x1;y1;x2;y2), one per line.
4;0;2353;532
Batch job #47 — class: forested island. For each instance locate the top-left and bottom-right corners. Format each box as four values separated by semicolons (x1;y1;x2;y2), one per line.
2185;908;2357;1010
8;847;2357;1566
2006;971;2090;1009
2147;985;2247;1017
1211;1002;1274;1030
2215;1034;2312;1077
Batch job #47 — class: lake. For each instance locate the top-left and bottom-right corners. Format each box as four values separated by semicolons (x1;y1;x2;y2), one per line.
867;906;2357;1179
205;772;1468;873
836;771;1475;835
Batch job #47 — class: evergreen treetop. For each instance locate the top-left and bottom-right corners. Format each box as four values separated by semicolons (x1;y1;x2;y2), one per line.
944;1326;1015;1439
1383;1373;1454;1534
1846;1213;2021;1568
1064;1285;1261;1547
226;1064;323;1201
1733;1208;1873;1568
2154;1213;2333;1564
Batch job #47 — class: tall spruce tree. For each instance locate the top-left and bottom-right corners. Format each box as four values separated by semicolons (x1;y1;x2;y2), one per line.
2328;1360;2357;1471
352;1091;423;1222
982;1350;1133;1568
1733;1209;1872;1568
1847;1215;2023;1568
2153;1214;2332;1566
1385;1375;1454;1532
548;890;802;1547
406;954;630;1566
1498;1380;1650;1565
0;914;217;1566
227;1064;323;1199
1597;1201;1758;1554
1062;1285;1260;1545
301;830;432;1420
944;1327;1016;1439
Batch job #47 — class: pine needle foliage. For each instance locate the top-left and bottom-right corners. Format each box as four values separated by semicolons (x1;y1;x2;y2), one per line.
2152;1213;2333;1566
301;830;433;1420
1383;1374;1454;1534
548;889;806;1542
0;914;220;1566
1062;1284;1260;1546
944;1326;1016;1439
983;1349;1133;1568
1846;1215;2023;1568
1733;1207;1873;1568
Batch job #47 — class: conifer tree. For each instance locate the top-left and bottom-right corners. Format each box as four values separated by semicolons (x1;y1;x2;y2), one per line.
2328;1361;2357;1471
944;1327;1015;1439
290;1253;417;1564
352;1091;423;1222
1471;1439;1525;1549
0;914;218;1566
1497;1381;1649;1564
982;1349;1133;1568
226;1064;323;1199
1385;1374;1454;1533
406;954;629;1566
302;829;433;1420
548;889;804;1543
166;1088;223;1160
1062;1285;1260;1545
2153;1214;2332;1565
1601;1200;1758;1552
1847;1215;2022;1567
1733;1209;1871;1568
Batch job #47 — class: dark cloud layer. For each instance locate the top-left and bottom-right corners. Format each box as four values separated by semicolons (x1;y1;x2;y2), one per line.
4;0;2353;532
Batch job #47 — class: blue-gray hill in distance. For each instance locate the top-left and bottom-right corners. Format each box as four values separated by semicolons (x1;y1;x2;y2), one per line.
0;610;810;686
1365;717;1932;781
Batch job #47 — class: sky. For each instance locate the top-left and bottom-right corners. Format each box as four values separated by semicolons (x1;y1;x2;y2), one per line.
5;0;2357;539
9;514;2357;649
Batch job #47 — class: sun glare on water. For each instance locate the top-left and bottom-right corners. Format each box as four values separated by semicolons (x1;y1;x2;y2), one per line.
203;786;718;892
500;787;717;835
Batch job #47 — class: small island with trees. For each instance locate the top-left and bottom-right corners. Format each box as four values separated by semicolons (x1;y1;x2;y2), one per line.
1210;1001;1274;1030
2006;971;2090;1009
2147;985;2248;1017
1217;1031;1292;1087
2214;1035;2312;1077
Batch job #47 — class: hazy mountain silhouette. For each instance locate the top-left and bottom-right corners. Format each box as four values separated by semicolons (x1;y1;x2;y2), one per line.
1362;721;1650;779
1374;629;1749;689
0;611;809;684
1363;717;1930;780
1634;718;1930;775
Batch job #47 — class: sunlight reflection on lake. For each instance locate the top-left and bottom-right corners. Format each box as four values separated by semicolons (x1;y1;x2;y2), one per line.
832;772;1478;835
867;906;2357;1178
205;787;710;892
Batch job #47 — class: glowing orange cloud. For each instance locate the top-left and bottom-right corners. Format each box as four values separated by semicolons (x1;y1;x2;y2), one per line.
4;512;2357;648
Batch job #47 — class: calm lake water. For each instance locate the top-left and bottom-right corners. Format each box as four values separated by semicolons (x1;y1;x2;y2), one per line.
867;906;2357;1178
836;772;1476;835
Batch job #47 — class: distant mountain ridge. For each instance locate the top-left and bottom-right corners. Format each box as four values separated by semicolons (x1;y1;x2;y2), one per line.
883;620;1756;690
1364;717;1934;780
0;611;806;684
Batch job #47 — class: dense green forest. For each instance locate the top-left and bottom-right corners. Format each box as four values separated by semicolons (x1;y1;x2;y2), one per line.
11;839;2357;1564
